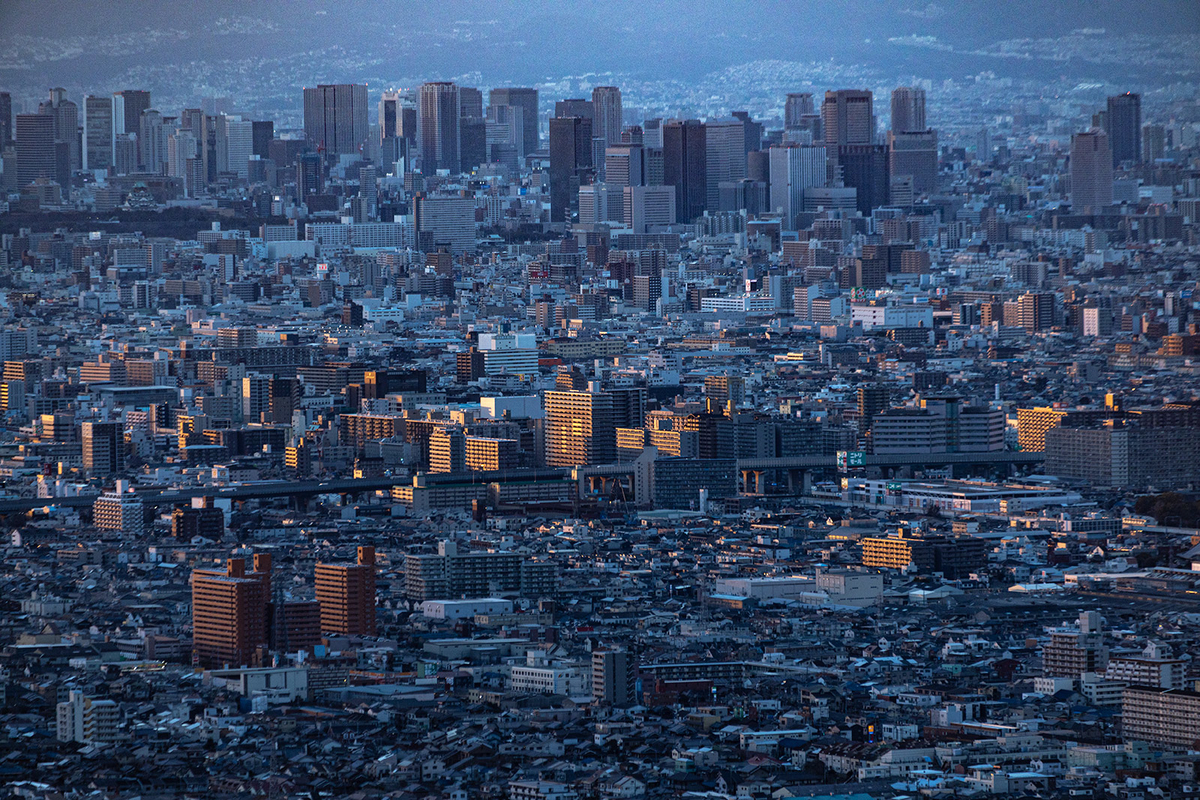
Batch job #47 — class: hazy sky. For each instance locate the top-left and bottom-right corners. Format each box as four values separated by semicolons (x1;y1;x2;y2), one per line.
2;1;1197;111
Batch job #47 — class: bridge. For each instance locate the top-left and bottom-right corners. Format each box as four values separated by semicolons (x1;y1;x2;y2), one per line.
0;452;1045;515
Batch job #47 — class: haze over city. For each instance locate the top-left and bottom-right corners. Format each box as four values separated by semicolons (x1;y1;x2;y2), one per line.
1;2;1200;799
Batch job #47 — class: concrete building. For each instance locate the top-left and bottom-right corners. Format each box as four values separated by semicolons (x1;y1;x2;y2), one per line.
315;546;377;636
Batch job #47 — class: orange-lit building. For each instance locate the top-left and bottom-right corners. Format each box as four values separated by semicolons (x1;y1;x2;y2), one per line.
191;555;271;668
315;546;377;636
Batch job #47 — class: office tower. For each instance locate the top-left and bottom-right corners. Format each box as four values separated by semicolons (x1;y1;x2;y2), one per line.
555;98;594;122
890;87;926;134
662;119;707;222
83;96;113;171
837;144;889;214
822;90;874;148
418;82;460;173
315;546;377;636
297;152;323;197
38;88;80;171
413;193;475;253
459;87;483;119
548;116;594;223
251;120;273;159
192;556;271;668
888;129;938;194
578;182;609;224
591;85;623;147
302;83;369;157
82;420;124;474
379;91;400;139
592;648;633;706
544;390;615;467
215;115;253;178
486;104;525;168
1070;128;1113;212
784;92;815;128
1142;124;1165;163
460;115;487;174
139;109;164;174
15;113;59;189
705;117;747;211
857;385;890;433
604;142;644;221
769;143;826;228
489;87;539;156
1105;92;1141;167
732;110;764;156
112;90;150;140
642;118;663;149
623;185;676;233
0;91;10;148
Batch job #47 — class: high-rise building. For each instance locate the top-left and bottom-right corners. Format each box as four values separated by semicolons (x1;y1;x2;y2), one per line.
1018;292;1055;333
604;142;645;221
592;648;634;707
82;420;123;474
192;555;272;668
888;129;937;195
302;83;369;157
784;92;815;128
112;90;150;140
38;88;80;171
56;691;119;745
215;115;253;178
489;87;539;156
1070;128;1114;212
822;89;874;149
705;117;747;212
1121;686;1200;750
623;185;676;233
549;116;593;223
0;91;11;148
379;91;401;139
315;546;377;636
555;98;594;122
403;540;557;602
429;427;467;473
84;95;113;171
768;143;826;229
662;119;707;223
139;109;164;174
1105;92;1141;167
591;86;623;147
15;113;60;190
544;389;615;467
418;82;460;173
459;87;483;119
837;144;889;214
92;484;145;536
1044;611;1108;678
890;87;926;134
251;120;273;159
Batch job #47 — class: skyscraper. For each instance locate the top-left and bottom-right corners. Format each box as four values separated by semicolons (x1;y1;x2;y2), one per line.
192;556;271;668
663;119;707;223
38;88;79;171
139;109;163;174
822;89;874;149
605;141;645;221
379;91;400;139
837;144;889;215
302;83;369;157
251;120;273;159
1070;128;1114;212
591;86;623;147
315;546;377;636
888;129;938;194
705;117;747;211
544;389;615;467
890;87;926;134
784;92;815;128
0;91;11;148
15;113;58;190
489;87;539;156
548;116;593;223
769;143;826;229
1105;92;1141;167
555;98;594;122
112;90;151;140
83;95;113;171
418;82;460;173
